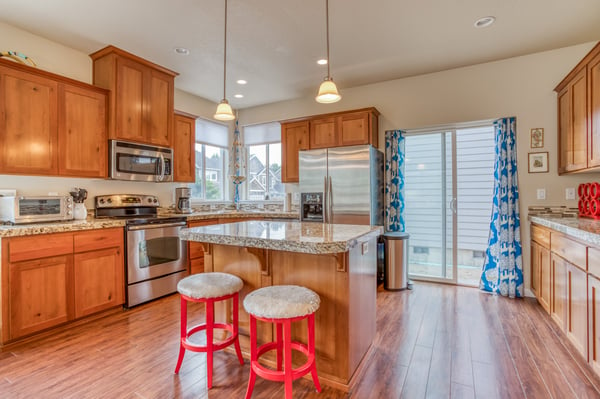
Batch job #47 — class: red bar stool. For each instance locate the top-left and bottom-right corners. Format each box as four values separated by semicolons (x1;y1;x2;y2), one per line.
243;285;321;399
174;272;244;389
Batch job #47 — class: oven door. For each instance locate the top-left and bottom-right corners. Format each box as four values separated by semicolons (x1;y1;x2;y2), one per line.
126;222;188;284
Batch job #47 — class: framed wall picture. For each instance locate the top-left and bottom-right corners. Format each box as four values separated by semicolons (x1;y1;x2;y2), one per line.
530;128;544;148
528;152;549;173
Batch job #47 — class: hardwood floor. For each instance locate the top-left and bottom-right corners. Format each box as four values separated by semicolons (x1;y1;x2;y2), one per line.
2;282;600;398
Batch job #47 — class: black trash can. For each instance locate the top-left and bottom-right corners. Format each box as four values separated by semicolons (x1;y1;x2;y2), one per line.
381;232;410;290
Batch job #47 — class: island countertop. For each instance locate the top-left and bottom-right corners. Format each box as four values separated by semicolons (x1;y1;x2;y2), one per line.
179;220;383;254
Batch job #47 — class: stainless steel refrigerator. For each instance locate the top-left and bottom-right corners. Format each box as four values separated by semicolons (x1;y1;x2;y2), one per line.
299;145;384;225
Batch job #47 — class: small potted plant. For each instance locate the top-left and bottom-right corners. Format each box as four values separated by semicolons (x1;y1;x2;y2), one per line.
69;188;88;220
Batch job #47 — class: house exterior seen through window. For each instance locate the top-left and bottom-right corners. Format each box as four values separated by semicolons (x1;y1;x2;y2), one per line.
191;118;229;201
246;143;283;200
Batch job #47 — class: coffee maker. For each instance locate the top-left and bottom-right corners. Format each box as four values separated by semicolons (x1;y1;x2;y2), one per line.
175;187;192;214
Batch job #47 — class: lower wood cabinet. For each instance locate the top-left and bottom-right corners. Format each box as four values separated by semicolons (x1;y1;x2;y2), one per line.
1;228;124;344
589;274;600;372
567;262;588;358
188;219;220;274
551;253;568;330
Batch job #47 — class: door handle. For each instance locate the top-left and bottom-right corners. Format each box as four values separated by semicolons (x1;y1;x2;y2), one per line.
329;176;333;223
323;176;328;223
449;198;457;214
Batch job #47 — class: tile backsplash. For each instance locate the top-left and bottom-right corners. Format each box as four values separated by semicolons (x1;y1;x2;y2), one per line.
528;205;578;218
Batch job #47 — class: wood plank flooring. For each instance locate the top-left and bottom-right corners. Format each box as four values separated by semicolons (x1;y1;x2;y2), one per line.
2;282;600;398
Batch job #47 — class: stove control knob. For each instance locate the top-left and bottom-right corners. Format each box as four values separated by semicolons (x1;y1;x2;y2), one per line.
147;198;152;203
153;198;158;203
106;198;112;204
99;198;105;204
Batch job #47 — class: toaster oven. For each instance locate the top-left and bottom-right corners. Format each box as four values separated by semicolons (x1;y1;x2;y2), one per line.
0;195;74;224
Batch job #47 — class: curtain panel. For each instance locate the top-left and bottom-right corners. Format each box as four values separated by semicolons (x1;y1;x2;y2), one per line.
480;117;524;298
385;130;406;232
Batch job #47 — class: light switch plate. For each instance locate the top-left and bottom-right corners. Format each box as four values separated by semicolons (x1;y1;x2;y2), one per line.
566;187;576;200
537;188;546;200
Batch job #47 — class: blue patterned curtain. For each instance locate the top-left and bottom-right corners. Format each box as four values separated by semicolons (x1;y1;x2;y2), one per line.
480;117;523;298
385;130;406;232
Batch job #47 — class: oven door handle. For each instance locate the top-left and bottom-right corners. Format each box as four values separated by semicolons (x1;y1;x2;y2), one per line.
127;222;186;231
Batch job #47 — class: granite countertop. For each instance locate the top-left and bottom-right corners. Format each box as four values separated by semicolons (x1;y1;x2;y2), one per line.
0;210;299;238
530;215;600;246
180;220;383;254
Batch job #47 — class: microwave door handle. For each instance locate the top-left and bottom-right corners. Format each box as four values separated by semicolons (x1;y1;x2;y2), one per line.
158;153;165;182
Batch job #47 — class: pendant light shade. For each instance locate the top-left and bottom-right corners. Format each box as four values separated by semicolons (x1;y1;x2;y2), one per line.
316;0;341;104
214;99;235;121
214;0;235;121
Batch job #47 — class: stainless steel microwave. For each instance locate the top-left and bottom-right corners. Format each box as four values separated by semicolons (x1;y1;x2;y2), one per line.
109;140;173;182
0;195;74;224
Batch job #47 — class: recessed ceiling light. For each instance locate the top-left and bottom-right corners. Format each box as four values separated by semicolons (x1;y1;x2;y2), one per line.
173;47;190;55
236;79;247;85
474;16;495;28
317;59;328;65
234;94;244;98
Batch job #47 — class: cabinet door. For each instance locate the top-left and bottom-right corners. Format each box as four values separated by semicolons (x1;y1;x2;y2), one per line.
589;52;600;168
0;65;58;175
281;121;309;183
188;219;221;273
73;247;124;318
551;254;567;329
588;275;600;373
339;111;370;146
539;246;551;313
173;113;196;182
58;83;107;177
567;263;588;359
530;243;540;297
558;69;587;173
309;117;338;149
115;57;145;143
9;255;73;339
145;69;173;146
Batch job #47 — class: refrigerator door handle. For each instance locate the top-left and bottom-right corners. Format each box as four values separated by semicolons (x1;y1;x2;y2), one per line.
329;176;333;223
324;176;329;223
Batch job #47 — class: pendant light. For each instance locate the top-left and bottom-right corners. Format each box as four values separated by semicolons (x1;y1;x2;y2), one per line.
316;0;341;103
214;0;235;121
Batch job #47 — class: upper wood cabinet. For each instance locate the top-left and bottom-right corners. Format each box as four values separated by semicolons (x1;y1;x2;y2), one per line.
173;111;197;183
58;83;107;177
555;42;600;173
281;121;310;183
0;58;108;178
90;45;178;147
281;107;379;183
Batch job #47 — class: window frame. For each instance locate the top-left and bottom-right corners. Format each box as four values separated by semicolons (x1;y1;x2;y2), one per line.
192;142;229;202
244;141;283;201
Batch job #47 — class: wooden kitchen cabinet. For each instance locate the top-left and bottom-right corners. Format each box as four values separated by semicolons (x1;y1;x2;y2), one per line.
589;51;600;168
530;224;551;313
73;228;124;318
173;111;197;182
90;45;178;147
281;121;310;183
551;253;568;330
281;107;379;183
589;274;600;373
0;63;58;175
188;219;220;274
567;262;588;358
58;83;108;177
1;228;124;344
555;41;600;173
0;58;108;178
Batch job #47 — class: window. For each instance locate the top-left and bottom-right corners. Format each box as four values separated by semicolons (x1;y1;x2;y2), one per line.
191;119;229;201
243;122;284;201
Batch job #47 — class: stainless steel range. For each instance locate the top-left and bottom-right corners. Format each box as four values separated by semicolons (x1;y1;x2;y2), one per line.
95;194;188;307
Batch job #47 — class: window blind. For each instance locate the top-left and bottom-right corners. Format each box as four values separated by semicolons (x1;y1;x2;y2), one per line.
243;122;281;145
195;118;229;148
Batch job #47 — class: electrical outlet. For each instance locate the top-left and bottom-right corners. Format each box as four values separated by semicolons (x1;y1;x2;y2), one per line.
566;187;576;200
537;188;546;200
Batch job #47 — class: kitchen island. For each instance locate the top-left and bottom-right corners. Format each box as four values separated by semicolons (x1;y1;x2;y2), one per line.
180;220;382;391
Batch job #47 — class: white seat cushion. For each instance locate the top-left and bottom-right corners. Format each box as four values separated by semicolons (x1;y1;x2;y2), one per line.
243;285;320;319
177;272;243;299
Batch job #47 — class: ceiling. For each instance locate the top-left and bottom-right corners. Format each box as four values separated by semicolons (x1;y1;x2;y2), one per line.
1;0;600;109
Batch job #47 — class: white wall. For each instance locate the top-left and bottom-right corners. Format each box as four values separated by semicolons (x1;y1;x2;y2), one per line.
238;41;600;293
0;22;231;208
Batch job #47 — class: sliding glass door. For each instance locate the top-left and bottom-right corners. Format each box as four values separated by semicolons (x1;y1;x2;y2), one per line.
404;126;494;286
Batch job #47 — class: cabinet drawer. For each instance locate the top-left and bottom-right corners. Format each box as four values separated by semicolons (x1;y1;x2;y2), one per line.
9;233;73;263
531;225;550;248
589;247;600;278
74;228;123;253
551;233;587;270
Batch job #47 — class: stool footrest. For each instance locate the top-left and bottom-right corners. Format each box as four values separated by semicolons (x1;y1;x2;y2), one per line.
182;323;238;353
252;341;315;382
